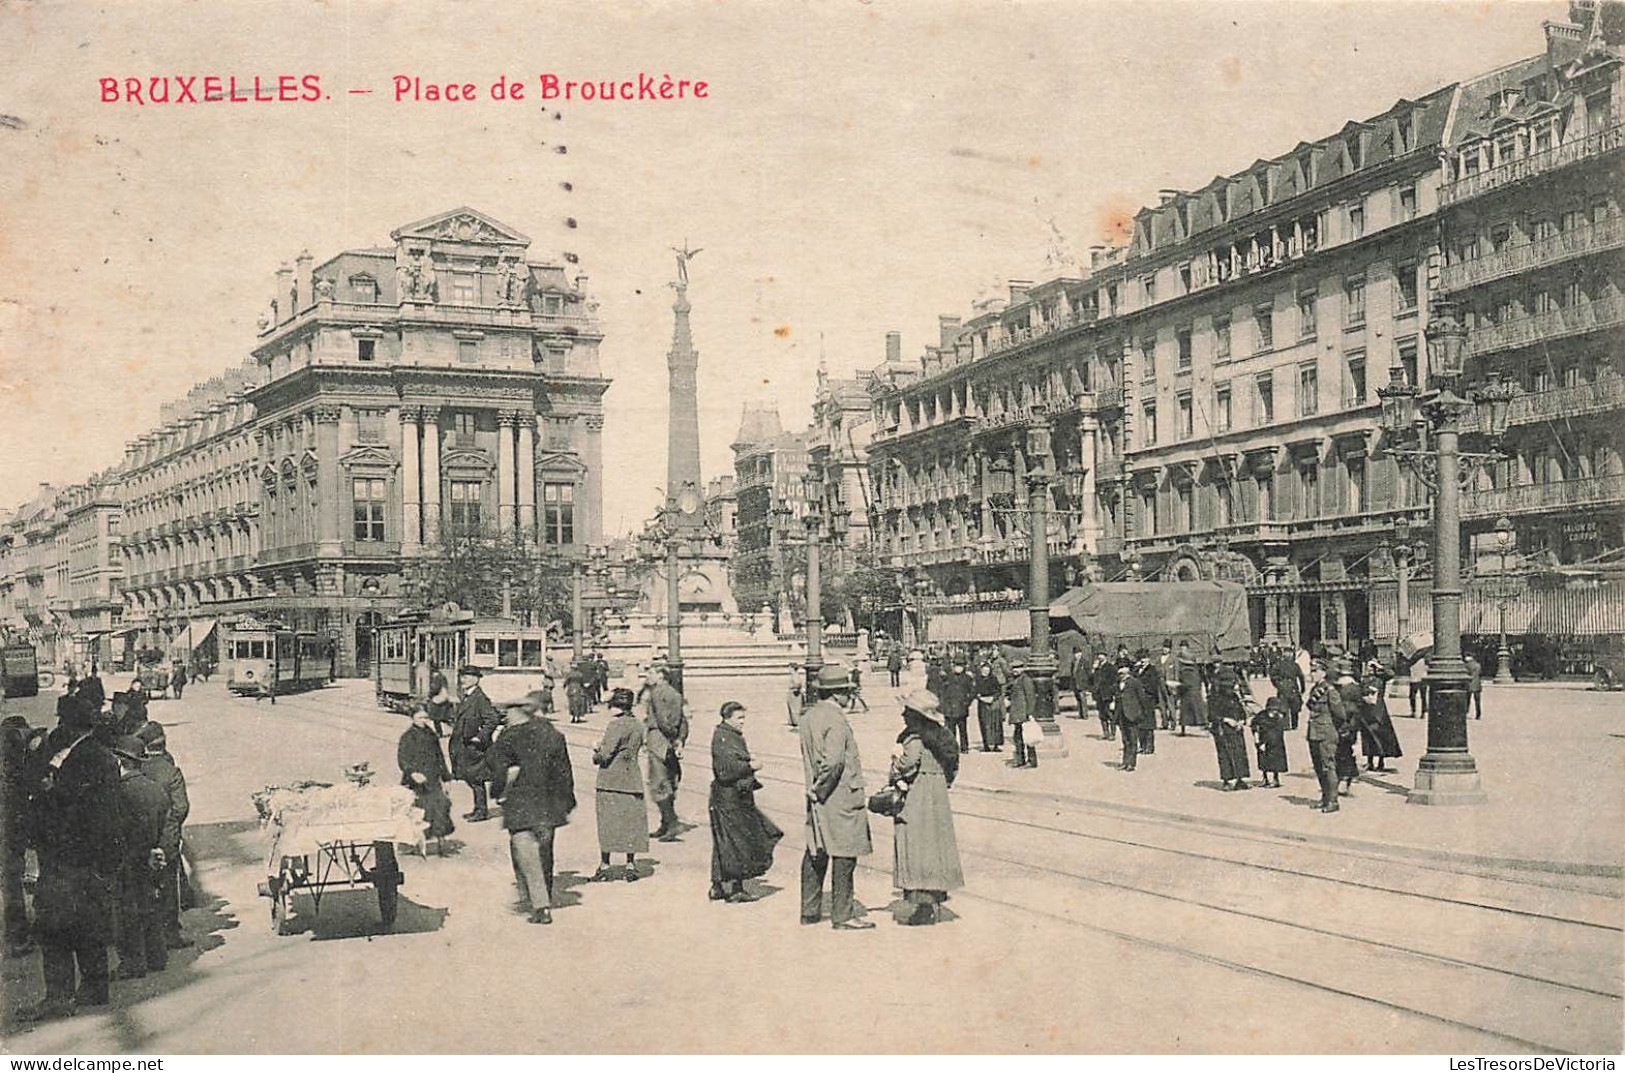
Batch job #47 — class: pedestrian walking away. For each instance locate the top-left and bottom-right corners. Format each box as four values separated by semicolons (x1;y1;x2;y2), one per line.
1090;652;1118;743
111;735;169;980
887;646;903;688
397;707;455;854
136;721;194;946
886;690;964;926
798;666;874;930
1356;678;1403;773
707;701;783;903
482;691;576;925
642;665;689;841
1333;660;1362;795
22;695;121;1021
591;687;649;882
1465;653;1484;720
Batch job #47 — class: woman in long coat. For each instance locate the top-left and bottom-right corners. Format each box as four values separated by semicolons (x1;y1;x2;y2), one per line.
973;662;1004;750
708;701;783;903
590;687;648;881
397;706;455;852
1207;666;1252;791
1356;676;1403;772
888;690;964;926
1250;695;1289;787
1175;645;1208;734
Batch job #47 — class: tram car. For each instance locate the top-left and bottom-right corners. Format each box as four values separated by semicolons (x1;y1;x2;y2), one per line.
0;643;40;698
225;618;334;698
375;605;553;713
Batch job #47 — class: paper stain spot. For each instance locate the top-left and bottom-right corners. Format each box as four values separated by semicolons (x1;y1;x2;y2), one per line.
1093;196;1137;244
773;325;791;338
1219;57;1242;85
1027;155;1042;169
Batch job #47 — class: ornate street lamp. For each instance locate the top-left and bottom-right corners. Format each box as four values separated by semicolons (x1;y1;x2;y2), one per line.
1023;410;1066;757
801;468;826;700
1408;300;1485;805
1494;515;1516;685
1389;513;1416;695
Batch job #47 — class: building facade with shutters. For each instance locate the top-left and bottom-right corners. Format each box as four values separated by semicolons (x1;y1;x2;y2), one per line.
865;8;1623;663
2;207;611;678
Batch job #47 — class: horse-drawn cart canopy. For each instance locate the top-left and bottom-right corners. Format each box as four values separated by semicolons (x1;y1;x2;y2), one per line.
1049;580;1253;662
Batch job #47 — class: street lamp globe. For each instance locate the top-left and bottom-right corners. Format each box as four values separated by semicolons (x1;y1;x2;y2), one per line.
1495;515;1514;550
1377;364;1419;435
1425;300;1468;382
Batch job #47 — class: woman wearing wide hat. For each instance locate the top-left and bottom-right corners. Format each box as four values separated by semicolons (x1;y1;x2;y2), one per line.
1206;665;1253;791
707;701;783;902
887;689;964;925
590;687;649;881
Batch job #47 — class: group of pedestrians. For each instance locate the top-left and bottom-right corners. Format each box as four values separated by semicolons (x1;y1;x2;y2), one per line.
1;677;194;1023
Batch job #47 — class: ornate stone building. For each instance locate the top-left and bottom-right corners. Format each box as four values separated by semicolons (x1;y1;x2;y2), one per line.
3;207;610;678
866;8;1623;660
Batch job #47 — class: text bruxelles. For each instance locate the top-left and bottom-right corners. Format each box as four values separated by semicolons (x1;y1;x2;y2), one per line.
95;74;708;104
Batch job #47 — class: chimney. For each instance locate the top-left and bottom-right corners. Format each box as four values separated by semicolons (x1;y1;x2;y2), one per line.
294;249;314;315
885;331;902;364
938;315;962;349
1088;245;1106;269
1158;189;1182;206
1008;279;1034;306
274;263;293;322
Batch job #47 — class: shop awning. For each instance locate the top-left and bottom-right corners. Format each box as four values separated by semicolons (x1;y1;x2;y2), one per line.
927;607;1029;644
171;617;218;655
110;626;143;638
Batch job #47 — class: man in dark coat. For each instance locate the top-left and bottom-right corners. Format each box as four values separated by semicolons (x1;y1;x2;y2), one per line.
1005;656;1036;769
1089;652;1118;742
939;660;975;753
973;661;1004;751
1269;651;1305;731
1135;651;1160;756
1175;640;1206;734
78;673;106;716
24;697;123;1019
483;693;576;924
886;646;904;688
1155;640;1178;730
136;722;193;949
1115;663;1148;772
1333;660;1362;794
1;714;36;956
449;666;499;822
1304;661;1344;813
111;736;170;979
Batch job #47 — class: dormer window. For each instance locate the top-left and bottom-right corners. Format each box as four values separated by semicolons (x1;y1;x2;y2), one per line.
348;274;379;303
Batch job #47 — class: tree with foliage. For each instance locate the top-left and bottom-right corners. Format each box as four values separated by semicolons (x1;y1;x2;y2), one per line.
415;523;575;631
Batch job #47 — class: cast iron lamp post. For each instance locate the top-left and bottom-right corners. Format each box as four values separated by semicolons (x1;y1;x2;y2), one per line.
1023;410;1067;756
637;486;705;694
1376;300;1505;806
1494;514;1516;685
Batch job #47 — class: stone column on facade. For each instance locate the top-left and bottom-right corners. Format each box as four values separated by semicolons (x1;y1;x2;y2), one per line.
497;410;519;536
583;413;605;544
517;414;537;542
1078;412;1101;552
421;408;443;541
315;406;343;556
400;407;421;553
978;451;994;544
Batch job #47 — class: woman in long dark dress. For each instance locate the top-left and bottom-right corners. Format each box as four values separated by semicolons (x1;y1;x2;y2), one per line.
398;706;455;854
1207;665;1252;790
1250;695;1289;787
707;701;783;903
1356;676;1403;772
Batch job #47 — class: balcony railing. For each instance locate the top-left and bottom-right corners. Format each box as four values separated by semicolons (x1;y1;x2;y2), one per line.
1466;295;1625;359
1440;124;1624;206
1459;376;1625;432
1442;215;1625;292
1462;474;1625;520
1096;385;1125;411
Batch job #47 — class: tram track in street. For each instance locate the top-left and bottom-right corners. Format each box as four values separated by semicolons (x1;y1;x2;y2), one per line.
247;688;1620;1051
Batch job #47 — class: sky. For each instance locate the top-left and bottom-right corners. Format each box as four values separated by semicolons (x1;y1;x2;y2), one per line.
0;0;1565;534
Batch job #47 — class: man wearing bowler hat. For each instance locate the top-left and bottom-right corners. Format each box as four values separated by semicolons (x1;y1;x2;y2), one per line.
483;691;575;925
798;665;873;929
450;665;500;822
111;735;169;979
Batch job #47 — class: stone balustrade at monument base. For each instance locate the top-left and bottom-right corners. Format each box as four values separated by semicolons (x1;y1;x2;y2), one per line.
599;609;807;680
